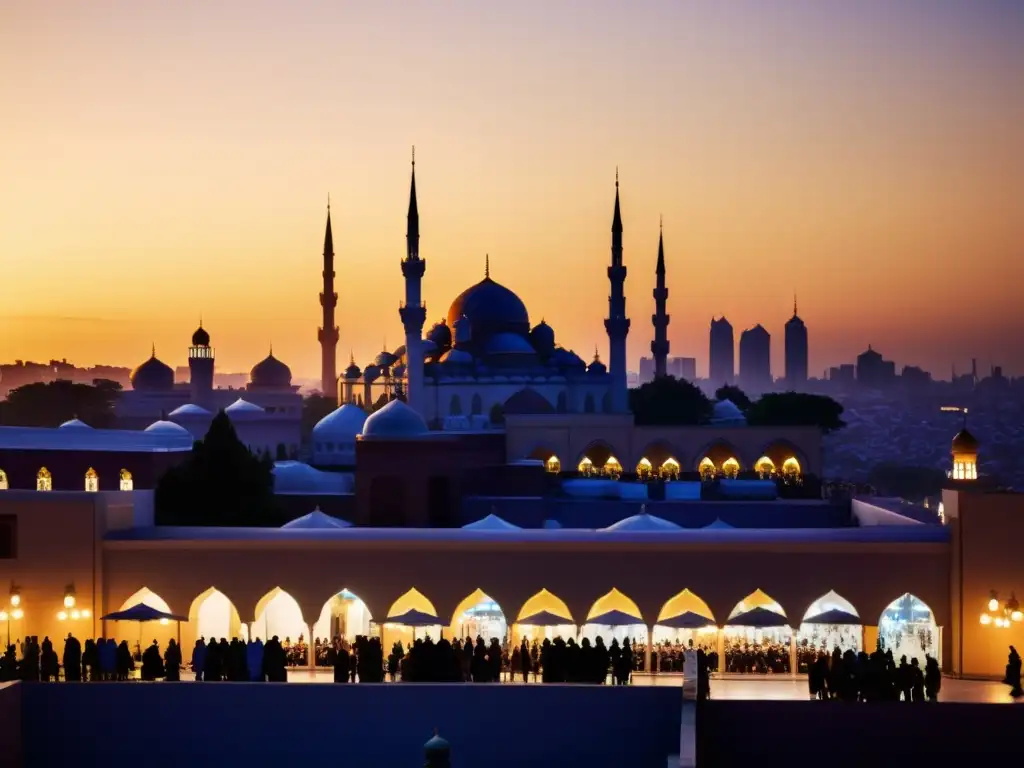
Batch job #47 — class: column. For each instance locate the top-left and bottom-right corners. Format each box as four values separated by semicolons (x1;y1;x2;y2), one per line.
307;622;316;671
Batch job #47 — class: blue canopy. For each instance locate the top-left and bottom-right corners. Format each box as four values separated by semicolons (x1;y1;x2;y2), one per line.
102;604;187;623
585;609;645;627
384;608;441;627
517;610;575;627
726;606;789;628
803;608;861;625
656;611;717;630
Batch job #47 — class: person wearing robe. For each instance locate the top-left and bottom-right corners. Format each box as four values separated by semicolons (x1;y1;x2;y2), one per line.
924;656;941;701
164;639;182;681
332;640;350;683
141;640;163;681
247;639;265;681
62;633;82;682
1004;646;1023;697
191;639;207;681
115;640;132;680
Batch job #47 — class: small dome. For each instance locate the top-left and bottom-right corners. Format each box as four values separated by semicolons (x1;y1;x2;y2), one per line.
711;399;746;425
361;399;428;439
503;388;554;415
192;325;210;346
530;321;555;353
440;348;474;365
130;352;175;392
59;418;92;429
952;428;979;453
587;350;607;375
313;404;367;442
169;403;211;418
250;353;292;388
375;350;398;369
145;419;192;436
463;514;520;531
484;333;536;356
362;364;381;383
558;349;587;373
224;398;264;417
344;360;362;380
604;513;682;532
280;507;352;530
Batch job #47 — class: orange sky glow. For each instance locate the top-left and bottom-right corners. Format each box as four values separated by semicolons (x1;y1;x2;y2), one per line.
1;1;1022;381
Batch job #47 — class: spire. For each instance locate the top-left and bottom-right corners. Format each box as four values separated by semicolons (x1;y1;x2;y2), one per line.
323;203;334;257
656;219;665;274
612;167;622;234
406;146;419;260
793;293;798;317
151;342;156;358
350;350;355;365
485;254;490;279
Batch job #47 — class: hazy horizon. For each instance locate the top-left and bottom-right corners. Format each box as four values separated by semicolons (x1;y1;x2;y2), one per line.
3;1;1022;380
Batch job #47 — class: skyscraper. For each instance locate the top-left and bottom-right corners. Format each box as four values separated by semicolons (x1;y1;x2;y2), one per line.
709;317;734;386
784;296;808;387
739;324;772;392
317;204;339;398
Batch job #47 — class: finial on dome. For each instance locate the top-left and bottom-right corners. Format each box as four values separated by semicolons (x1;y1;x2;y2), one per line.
411;145;415;167
269;342;273;356
327;192;330;212
593;345;600;362
485;254;490;279
151;342;156;358
615;166;619;189
350;350;355;365
659;214;663;232
793;293;798;316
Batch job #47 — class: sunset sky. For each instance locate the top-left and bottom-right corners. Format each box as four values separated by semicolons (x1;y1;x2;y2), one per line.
2;1;1022;381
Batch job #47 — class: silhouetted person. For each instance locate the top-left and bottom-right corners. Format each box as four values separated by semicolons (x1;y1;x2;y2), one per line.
924;655;940;701
100;638;117;681
116;640;133;680
40;636;59;682
909;658;925;702
62;633;82;682
248;638;265;681
519;639;531;682
191;639;207;681
164;639;182;681
334;641;350;683
1005;646;1023;697
141;640;163;681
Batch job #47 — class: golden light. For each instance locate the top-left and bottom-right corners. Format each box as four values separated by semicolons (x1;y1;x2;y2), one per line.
70;609;80;620
159;618;169;626
0;611;8;622
1012;611;1023;622
9;589;20;608
12;609;24;620
57;611;68;621
980;613;992;625
81;609;90;619
988;597;999;613
64;583;76;609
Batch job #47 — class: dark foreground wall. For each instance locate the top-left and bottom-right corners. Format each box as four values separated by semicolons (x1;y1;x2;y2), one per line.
22;683;681;768
697;700;1024;765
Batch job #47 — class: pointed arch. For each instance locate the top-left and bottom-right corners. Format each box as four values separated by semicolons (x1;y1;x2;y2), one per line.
727;589;786;620
253;586;306;642
312;588;373;643
802;590;859;622
692;440;744;471
119;469;134;491
118;587;172;614
878;593;938;666
657;589;716;625
585;588;643;623
385;587;438;620
188;587;243;642
85;467;99;492
575;440;622;475
556;391;568;413
470;393;483;416
754;456;776;477
636;440;681;478
584;393;595;413
449;394;462;416
601;391;612;413
449;588;508;642
516;589;573;623
756;439;809;476
36;467;52;491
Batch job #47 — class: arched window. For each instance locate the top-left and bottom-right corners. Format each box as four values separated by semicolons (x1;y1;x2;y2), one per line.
0;470;7;490
545;456;561;473
603;456;623;477
755;456;776;478
578;456;594;476
36;468;52;492
556;391;568;413
449;394;462;416
721;457;740;479
85;468;99;492
636;457;653;479
698;457;716;481
661;457;680;479
119;469;134;491
601;391;612;413
782;457;801;476
471;394;483;416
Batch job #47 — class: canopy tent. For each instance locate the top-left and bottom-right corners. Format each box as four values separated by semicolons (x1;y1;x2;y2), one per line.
803;608;862;625
102;604;187;623
726;606;790;628
585;609;645;627
280;507;352;530
703;518;734;530
656;611;717;630
602;513;682;532
384;608;441;627
462;514;520;531
517;610;575;627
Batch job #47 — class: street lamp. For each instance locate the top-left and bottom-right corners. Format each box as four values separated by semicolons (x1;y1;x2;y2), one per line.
0;589;24;647
980;591;1022;628
57;584;90;623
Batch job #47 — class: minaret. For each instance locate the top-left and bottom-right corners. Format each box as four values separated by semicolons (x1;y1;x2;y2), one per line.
399;148;427;414
604;169;631;412
651;216;669;379
318;200;339;399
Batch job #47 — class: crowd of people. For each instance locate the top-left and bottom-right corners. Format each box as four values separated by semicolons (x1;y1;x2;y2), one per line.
724;641;792;674
808;646;941;701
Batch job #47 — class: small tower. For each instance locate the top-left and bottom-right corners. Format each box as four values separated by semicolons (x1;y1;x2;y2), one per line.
651;217;669;379
399;148;427;414
951;414;979;481
604;170;631;412
188;322;214;404
318;201;339;400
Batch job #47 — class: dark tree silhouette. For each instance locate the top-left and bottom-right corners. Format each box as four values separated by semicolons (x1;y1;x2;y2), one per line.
629;376;713;425
745;392;845;434
0;379;122;428
301;393;337;441
489;402;505;426
155;410;279;526
867;462;946;502
714;385;752;412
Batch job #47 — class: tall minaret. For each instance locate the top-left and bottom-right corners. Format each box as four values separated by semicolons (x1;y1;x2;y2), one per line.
399;148;427;413
318;201;339;399
651;217;669;379
605;169;631;412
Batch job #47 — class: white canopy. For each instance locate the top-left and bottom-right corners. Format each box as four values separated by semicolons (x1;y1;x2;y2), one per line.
463;514;520;531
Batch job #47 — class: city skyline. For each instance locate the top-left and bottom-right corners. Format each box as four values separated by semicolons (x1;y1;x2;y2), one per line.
2;1;1022;379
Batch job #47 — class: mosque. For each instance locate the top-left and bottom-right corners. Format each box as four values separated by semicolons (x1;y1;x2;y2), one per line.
116;326;302;458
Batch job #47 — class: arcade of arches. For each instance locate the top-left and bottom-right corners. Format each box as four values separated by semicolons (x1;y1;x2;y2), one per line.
109;586;940;673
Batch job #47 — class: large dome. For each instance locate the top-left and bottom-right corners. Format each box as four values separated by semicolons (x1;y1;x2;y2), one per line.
446;277;530;345
130;352;175;391
361;399;428;439
313;404;367;443
250;353;292;388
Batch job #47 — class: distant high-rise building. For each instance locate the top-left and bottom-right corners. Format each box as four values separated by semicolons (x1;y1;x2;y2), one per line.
739;324;772;392
784;296;808;388
709;317;734;385
637;356;697;385
856;346;897;389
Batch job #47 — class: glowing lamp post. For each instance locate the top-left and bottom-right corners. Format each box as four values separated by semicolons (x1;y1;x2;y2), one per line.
57;584;91;623
0;584;25;647
980;591;1022;628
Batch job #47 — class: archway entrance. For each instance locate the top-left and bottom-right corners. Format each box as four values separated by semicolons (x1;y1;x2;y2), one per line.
114;587;177;652
653;589;718;672
188;587;244;644
383;588;442;651
527;447;561;474
796;590;862;671
580;588;647;647
450;589;508;644
313;589;373;647
878;593;939;667
724;589;792;674
513;589;576;646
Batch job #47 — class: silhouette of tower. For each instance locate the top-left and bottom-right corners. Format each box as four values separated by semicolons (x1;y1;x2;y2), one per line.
784;295;808;387
709;317;734;385
318;202;339;399
651;218;669;379
739;324;772;392
604;170;630;412
399;148;427;414
189;322;214;404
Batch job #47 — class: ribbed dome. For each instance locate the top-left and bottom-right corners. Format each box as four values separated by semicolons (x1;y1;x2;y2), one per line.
192;325;210;346
344;360;362;380
250;353;292;388
711;399;746;425
59;418;92;429
530;321;555;353
145;419;191;436
361;399;428;439
952;428;979;453
446;277;530;343
313;404;367;442
130;353;175;391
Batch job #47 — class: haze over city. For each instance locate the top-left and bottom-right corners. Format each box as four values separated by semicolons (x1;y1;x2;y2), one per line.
2;0;1022;378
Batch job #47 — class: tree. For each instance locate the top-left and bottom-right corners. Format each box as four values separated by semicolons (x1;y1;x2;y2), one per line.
714;385;751;412
301;393;337;442
489;402;505;426
0;379;122;428
745;392;845;434
629;376;713;425
155;410;280;526
867;462;946;502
